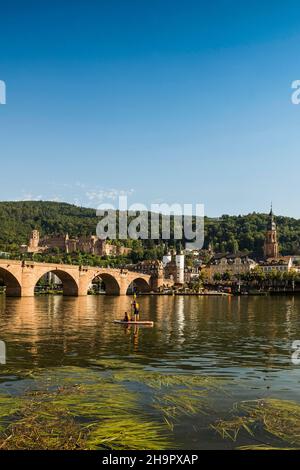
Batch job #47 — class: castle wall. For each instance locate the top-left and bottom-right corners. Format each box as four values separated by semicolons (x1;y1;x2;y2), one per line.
21;231;131;257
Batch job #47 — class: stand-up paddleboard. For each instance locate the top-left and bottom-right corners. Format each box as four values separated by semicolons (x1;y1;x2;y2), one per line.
114;320;154;326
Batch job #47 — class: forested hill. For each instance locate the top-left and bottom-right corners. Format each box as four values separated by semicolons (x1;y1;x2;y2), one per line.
0;201;299;258
0;201;97;251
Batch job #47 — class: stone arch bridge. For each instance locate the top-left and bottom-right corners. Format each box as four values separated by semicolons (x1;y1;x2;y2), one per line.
0;259;168;297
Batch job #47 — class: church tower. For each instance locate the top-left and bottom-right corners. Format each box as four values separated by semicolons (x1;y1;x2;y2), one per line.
263;205;279;259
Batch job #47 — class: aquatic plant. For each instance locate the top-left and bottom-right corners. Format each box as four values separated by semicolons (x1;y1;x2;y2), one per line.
0;402;84;450
113;368;224;391
212;399;300;450
0;382;170;450
111;368;225;426
0;396;22;433
86;419;170;450
0;361;225;450
90;358;145;371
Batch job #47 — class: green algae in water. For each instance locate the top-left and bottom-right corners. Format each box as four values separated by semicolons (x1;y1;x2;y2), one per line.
0;383;169;450
87;419;170;450
0;361;226;450
212;399;300;450
113;368;224;391
112;368;225;424
0;402;85;450
154;388;209;421
90;358;145;370
0;396;23;433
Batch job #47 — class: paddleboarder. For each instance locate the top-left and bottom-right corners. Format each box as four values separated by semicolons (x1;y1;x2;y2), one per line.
131;296;140;321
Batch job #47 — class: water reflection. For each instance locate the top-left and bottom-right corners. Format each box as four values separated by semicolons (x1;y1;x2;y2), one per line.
0;294;299;381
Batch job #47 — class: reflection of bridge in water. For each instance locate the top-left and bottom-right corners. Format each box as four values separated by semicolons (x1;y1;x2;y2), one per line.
0;259;170;297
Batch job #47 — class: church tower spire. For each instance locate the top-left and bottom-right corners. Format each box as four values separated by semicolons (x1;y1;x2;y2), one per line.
264;204;279;259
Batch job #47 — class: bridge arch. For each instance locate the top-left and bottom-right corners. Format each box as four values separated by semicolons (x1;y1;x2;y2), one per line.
87;272;121;295
126;276;151;294
35;269;79;296
0;267;22;297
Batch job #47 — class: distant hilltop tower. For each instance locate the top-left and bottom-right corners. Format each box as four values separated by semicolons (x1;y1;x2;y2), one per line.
264;204;279;259
29;229;40;250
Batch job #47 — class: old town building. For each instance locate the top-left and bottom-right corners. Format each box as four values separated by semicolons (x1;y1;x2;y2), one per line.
203;252;257;281
127;255;184;286
259;256;293;273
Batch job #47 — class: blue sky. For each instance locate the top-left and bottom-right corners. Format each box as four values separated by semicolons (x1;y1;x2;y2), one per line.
1;0;300;217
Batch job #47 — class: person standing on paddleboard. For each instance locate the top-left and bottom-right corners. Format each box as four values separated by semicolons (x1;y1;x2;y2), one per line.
131;294;140;321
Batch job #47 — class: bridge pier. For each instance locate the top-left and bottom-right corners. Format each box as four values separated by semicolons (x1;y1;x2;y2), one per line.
20;286;35;297
118;276;131;296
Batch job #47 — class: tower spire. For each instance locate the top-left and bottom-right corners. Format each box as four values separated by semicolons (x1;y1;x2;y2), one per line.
264;204;279;259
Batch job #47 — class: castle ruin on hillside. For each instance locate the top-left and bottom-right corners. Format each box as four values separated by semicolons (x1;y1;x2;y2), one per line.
20;230;131;257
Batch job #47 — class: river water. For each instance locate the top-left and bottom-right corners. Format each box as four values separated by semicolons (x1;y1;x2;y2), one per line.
0;294;299;449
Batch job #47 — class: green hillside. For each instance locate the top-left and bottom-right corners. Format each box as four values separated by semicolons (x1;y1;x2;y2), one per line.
0;201;97;251
0;201;299;258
